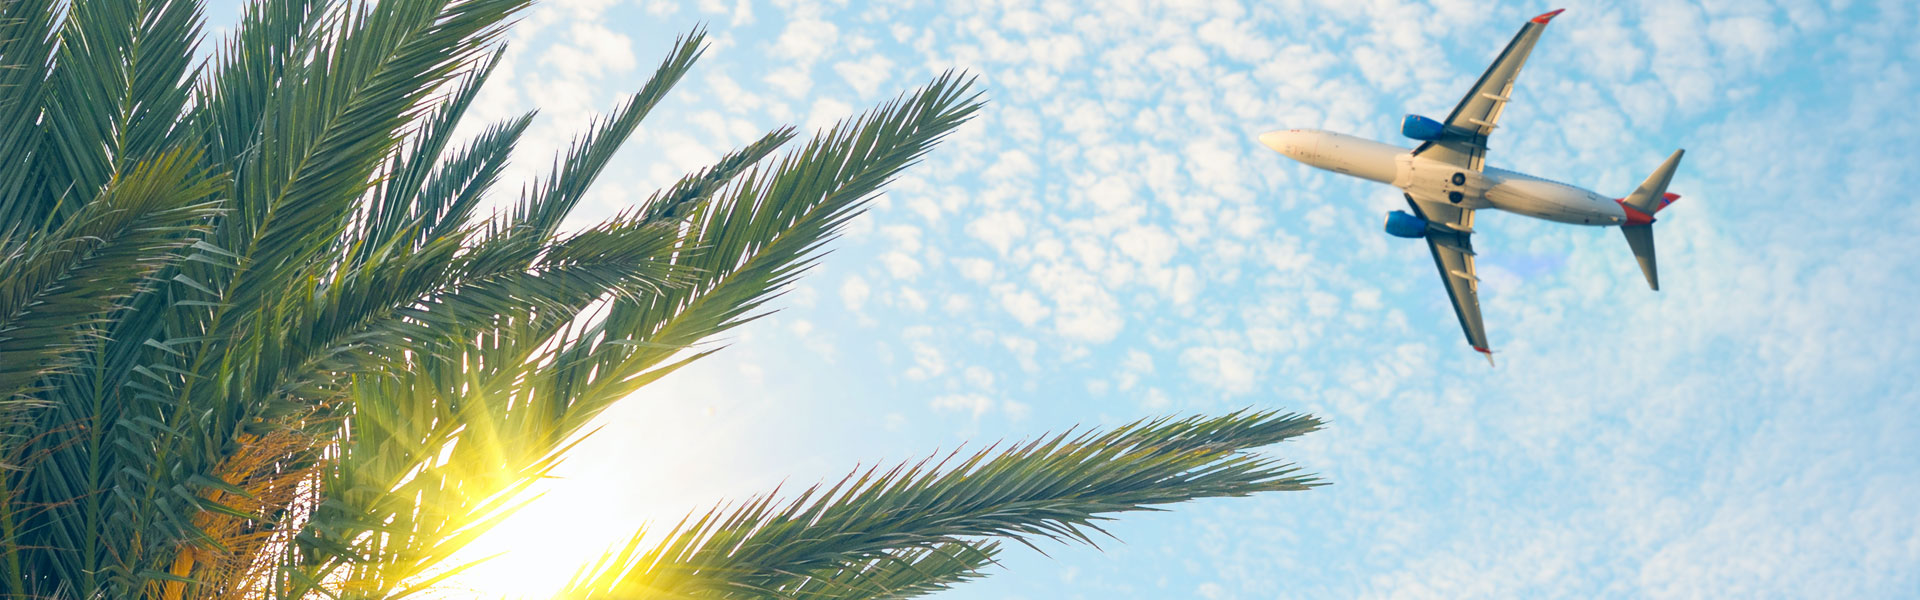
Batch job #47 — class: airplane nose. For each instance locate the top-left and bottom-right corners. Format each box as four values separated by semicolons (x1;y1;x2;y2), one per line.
1258;130;1299;158
1258;130;1289;152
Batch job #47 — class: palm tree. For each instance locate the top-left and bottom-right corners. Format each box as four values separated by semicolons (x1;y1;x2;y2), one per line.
0;0;1325;597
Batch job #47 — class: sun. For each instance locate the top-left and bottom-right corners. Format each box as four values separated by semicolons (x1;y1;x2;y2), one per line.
433;474;644;599
427;383;776;598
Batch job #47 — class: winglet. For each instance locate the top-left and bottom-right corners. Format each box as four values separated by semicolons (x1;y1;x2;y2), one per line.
1473;346;1496;367
1531;8;1566;24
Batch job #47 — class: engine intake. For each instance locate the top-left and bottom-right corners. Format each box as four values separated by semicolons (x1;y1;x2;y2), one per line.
1384;210;1428;238
1401;114;1446;141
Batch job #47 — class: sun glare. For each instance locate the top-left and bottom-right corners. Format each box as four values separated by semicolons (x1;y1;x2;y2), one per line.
429;372;785;599
435;475;642;599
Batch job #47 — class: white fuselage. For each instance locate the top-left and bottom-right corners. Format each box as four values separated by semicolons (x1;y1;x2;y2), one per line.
1261;129;1630;226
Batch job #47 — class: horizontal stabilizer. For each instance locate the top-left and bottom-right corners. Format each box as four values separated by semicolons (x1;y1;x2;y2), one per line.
1621;224;1658;290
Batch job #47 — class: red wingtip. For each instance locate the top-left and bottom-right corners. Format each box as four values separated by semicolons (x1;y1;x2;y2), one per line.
1532;8;1566;24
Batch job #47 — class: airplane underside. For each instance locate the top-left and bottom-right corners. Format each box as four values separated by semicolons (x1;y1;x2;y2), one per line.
1255;8;1685;363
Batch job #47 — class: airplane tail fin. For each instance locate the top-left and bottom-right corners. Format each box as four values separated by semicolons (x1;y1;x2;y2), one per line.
1617;149;1684;291
1623;149;1684;214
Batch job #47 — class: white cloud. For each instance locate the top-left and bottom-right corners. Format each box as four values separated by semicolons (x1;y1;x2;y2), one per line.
995;285;1050;326
1113;225;1178;267
953;257;997;283
538;23;635;79
840;275;870;312
904;342;945;380
1029;261;1123;343
1142;387;1170;409
1002;399;1031;421
1167;264;1201;305
880;252;922;279
895;287;928;312
929;393;993;418
638;0;676;16
696;0;754;25
1180;346;1259;396
764;66;813;98
966;210;1028;255
1116;349;1154;391
772;18;840;66
1197;582;1226;600
1001;335;1038;373
963;365;994;389
833;54;896;96
804;97;853;132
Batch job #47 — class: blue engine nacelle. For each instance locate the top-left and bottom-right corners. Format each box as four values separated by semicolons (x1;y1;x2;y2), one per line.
1401;114;1446;141
1384;210;1428;238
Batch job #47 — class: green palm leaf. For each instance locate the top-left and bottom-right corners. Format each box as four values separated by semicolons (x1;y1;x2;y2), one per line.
352;46;507;265
497;29;704;243
192;0;326;175
34;0;204;225
0;147;222;405
0;147;223;594
564;411;1324;598
784;542;1001;600
409;111;536;247
543;72;983;432
0;0;60;228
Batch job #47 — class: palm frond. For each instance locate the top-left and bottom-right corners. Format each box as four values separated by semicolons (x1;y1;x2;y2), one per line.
193;0;329;174
784;542;1000;600
0;147;222;404
494;28;704;243
276;214;694;396
543;72;983;434
230;107;537;410
634;125;796;224
564;410;1324;598
26;0;535;594
197;0;524;330
0;0;60;228
352;46;507;264
410;110;536;247
36;0;205;222
0;148;225;596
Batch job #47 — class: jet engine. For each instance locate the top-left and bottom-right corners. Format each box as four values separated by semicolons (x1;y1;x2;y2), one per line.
1401;114;1446;141
1384;210;1428;238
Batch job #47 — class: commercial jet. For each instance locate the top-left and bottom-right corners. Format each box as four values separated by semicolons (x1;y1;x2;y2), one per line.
1258;8;1683;364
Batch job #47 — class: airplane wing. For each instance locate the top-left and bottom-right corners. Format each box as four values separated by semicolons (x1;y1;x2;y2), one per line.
1404;193;1492;361
1412;8;1565;172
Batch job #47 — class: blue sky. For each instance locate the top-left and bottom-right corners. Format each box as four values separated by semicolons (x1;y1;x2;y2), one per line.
202;0;1920;597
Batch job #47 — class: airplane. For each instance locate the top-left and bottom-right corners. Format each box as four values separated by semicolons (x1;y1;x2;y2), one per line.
1257;8;1683;365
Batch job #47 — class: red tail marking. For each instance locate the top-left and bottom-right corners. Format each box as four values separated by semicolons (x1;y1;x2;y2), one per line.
1532;8;1566;24
1616;199;1655;226
1659;192;1681;211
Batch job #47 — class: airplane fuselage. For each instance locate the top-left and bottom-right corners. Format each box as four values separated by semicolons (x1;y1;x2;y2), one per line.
1263;129;1631;227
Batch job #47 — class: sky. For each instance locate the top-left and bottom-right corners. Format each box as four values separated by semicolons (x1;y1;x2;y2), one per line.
202;0;1920;597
